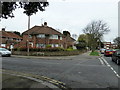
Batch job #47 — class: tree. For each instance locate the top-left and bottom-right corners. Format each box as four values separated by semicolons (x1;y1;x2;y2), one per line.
113;37;120;49
75;34;87;50
1;2;49;19
83;20;110;51
13;31;21;36
78;34;87;42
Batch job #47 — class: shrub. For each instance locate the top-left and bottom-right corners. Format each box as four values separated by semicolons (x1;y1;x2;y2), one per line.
66;47;75;51
13;47;65;52
46;45;52;48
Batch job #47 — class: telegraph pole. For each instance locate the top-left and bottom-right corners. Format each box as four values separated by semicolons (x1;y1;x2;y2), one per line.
27;15;30;56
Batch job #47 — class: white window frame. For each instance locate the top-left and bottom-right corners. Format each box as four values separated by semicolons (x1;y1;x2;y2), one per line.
37;34;45;38
36;43;46;48
49;35;58;39
55;44;59;47
29;35;32;38
1;44;6;47
50;44;59;47
60;36;62;40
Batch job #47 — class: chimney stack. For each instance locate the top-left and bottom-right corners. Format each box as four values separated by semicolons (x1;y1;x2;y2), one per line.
2;28;5;31
44;22;47;27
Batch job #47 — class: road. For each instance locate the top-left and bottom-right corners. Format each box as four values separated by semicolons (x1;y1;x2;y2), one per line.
2;54;119;89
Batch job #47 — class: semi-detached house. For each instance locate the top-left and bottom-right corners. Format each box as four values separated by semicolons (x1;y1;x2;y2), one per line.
0;28;23;49
18;22;76;49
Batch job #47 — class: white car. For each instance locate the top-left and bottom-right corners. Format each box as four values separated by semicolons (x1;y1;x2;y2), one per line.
100;48;106;54
0;48;11;57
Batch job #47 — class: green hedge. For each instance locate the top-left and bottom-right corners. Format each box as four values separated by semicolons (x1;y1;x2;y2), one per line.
13;47;65;52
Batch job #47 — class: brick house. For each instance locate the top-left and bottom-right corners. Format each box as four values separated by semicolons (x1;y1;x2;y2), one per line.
17;22;76;49
63;34;76;49
103;42;118;49
0;28;23;49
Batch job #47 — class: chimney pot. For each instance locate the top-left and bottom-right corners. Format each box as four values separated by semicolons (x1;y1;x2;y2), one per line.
44;22;47;27
2;28;5;31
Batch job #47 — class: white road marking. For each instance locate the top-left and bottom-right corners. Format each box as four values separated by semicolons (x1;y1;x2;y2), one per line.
99;58;104;65
100;57;120;78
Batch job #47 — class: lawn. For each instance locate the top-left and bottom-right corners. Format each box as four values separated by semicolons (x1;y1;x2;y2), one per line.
89;51;99;56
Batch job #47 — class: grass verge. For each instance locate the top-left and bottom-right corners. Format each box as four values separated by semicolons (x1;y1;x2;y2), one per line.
89;51;99;56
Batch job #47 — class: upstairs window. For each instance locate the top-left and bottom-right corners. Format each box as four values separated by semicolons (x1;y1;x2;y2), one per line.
60;36;62;40
37;34;45;38
29;35;32;38
49;35;58;39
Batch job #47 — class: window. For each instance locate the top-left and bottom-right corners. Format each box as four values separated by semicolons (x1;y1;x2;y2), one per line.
50;44;59;47
10;38;13;40
29;35;32;38
37;34;45;38
55;44;59;47
29;42;33;47
49;35;58;39
60;44;63;48
1;44;6;47
36;44;46;48
60;36;62;40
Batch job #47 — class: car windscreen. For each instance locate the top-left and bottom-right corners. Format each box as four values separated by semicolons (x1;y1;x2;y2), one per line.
0;48;8;51
106;50;112;51
117;50;120;55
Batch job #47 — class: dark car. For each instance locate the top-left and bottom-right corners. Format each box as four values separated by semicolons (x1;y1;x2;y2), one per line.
104;49;116;56
111;50;120;65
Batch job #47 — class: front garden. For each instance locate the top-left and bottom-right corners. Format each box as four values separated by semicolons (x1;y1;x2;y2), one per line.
12;47;86;56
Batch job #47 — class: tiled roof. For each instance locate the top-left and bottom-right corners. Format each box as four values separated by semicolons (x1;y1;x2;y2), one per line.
66;36;76;42
23;26;62;35
0;31;22;39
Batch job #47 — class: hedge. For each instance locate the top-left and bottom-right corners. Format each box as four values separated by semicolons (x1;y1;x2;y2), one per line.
13;47;65;52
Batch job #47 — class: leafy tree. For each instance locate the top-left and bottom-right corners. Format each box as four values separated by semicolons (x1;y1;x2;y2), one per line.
76;34;87;49
83;20;110;51
78;34;87;42
75;40;87;50
113;37;120;49
13;31;21;36
1;2;49;19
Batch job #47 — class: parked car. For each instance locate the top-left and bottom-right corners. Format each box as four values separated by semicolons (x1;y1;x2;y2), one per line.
104;49;116;56
0;48;11;57
100;48;106;54
111;50;120;65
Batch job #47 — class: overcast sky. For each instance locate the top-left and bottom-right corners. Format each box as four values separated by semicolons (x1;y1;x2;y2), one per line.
0;0;119;42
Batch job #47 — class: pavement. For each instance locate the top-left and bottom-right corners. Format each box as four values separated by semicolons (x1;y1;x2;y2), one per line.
2;69;63;89
11;51;92;60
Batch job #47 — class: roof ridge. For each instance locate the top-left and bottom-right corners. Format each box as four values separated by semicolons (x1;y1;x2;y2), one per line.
22;25;62;35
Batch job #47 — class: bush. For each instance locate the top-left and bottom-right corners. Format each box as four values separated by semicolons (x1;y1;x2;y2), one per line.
13;47;65;52
66;47;77;51
46;45;52;48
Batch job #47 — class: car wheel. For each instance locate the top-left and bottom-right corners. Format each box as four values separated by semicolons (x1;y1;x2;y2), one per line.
112;58;114;62
0;54;2;57
116;59;120;65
